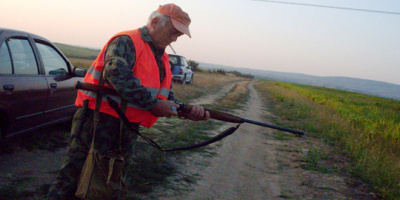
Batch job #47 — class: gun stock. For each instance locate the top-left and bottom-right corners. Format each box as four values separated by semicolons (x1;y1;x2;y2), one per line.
75;81;120;96
178;104;244;123
74;81;305;135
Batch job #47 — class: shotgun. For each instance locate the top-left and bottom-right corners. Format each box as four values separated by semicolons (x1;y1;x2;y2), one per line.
75;81;305;136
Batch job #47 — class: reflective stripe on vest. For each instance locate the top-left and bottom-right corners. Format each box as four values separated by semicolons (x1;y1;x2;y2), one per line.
84;66;170;98
75;28;172;128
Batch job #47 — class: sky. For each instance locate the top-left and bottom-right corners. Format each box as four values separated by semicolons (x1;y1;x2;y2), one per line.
1;0;400;85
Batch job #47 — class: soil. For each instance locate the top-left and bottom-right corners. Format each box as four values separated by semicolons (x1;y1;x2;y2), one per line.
0;81;379;199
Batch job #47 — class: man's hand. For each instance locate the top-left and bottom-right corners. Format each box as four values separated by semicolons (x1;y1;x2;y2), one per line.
179;105;210;121
150;100;179;117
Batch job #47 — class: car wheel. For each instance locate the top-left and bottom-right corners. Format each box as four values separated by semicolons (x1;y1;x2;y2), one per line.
181;74;186;85
188;74;193;84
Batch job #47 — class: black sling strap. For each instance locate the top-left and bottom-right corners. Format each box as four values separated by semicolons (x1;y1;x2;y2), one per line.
105;95;241;152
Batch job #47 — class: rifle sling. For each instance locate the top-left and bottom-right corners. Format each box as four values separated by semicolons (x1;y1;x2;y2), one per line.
105;95;241;152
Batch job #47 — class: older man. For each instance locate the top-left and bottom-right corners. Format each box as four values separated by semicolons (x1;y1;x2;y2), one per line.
48;4;209;199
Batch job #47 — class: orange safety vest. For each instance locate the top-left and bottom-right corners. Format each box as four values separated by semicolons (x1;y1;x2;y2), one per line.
75;29;172;128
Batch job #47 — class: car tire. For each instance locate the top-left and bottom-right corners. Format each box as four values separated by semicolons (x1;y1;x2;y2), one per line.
181;74;186;85
188;74;193;84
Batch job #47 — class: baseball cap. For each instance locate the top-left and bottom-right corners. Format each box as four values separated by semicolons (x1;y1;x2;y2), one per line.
157;4;191;38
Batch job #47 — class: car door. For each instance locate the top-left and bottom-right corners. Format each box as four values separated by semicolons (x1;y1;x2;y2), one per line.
0;37;48;135
34;40;79;123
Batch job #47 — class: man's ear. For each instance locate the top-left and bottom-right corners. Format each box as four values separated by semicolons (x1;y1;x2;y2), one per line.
150;17;160;29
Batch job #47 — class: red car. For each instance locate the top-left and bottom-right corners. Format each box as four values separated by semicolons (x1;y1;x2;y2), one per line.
0;28;86;142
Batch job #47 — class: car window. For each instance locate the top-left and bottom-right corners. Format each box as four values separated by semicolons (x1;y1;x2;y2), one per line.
181;57;188;67
35;42;69;75
8;38;38;75
169;56;178;65
0;42;12;74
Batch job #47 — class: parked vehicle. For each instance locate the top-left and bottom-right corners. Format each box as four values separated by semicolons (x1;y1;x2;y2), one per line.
0;28;87;141
168;54;193;84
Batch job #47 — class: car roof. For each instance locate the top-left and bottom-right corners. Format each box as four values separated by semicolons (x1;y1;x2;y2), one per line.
168;54;184;57
0;27;51;43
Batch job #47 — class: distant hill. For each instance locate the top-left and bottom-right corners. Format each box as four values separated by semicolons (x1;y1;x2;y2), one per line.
199;62;400;101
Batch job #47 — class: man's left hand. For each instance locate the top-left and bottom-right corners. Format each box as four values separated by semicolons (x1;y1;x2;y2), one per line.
179;105;210;121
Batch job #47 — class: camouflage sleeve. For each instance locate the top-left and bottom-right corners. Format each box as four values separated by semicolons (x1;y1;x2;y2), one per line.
168;90;179;104
103;35;159;111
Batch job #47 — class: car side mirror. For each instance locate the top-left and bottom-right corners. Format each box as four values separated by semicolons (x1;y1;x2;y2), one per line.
49;68;68;76
73;67;87;77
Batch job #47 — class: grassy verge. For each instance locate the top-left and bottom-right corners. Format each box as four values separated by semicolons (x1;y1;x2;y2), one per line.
254;81;400;199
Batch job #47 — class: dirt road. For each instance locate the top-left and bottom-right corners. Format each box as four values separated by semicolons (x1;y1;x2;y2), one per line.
177;82;282;199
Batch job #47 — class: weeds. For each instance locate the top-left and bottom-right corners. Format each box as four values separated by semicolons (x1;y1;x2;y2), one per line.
300;145;337;174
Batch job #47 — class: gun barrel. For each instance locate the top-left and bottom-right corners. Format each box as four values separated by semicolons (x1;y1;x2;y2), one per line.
243;119;305;135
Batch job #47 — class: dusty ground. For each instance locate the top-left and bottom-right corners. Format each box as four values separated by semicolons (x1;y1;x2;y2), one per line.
0;81;379;199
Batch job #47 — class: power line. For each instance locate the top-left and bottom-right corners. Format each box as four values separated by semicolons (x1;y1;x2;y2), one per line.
252;0;400;15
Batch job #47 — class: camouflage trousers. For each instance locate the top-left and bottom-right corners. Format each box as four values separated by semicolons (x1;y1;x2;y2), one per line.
47;107;139;200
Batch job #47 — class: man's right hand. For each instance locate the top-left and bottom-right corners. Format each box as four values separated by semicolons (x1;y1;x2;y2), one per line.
150;100;179;117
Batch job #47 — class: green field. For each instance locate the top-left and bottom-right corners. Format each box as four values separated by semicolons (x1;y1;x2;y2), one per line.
55;43;99;69
55;42;100;60
255;81;400;199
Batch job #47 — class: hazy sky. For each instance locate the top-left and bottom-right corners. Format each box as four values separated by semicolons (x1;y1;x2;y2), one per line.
1;0;399;85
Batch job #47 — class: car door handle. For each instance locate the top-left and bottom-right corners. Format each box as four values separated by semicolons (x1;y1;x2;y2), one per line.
3;84;14;91
50;83;57;90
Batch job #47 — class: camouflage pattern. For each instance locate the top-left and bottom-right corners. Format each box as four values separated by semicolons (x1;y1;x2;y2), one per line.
47;107;139;199
103;27;178;111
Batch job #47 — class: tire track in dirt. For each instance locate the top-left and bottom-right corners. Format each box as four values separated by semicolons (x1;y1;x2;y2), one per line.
189;82;237;105
172;82;281;199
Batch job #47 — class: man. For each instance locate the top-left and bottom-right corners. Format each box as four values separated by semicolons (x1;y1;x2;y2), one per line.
48;3;209;199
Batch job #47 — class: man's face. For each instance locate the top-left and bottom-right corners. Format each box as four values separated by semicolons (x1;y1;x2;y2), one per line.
152;18;183;50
